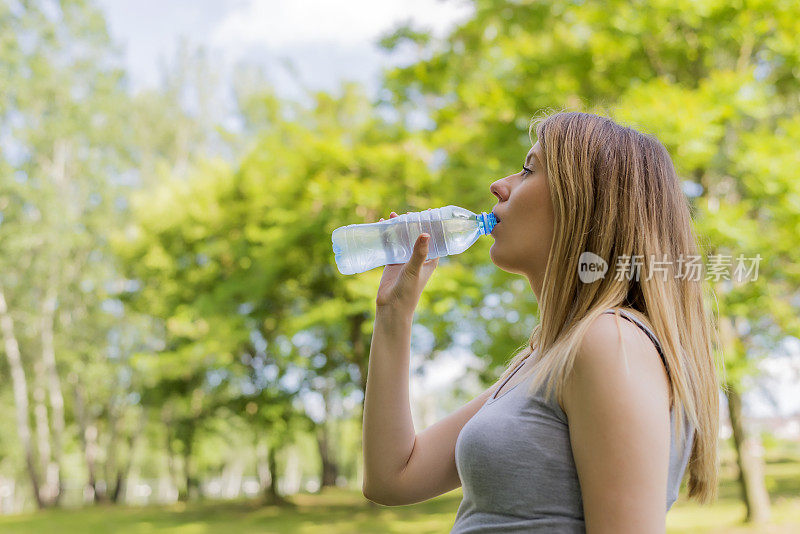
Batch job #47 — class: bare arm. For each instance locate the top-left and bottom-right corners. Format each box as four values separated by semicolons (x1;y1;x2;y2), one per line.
563;314;671;533
362;307;499;506
362;210;498;506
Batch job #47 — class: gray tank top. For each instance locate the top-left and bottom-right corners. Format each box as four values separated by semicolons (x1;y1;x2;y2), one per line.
452;308;694;533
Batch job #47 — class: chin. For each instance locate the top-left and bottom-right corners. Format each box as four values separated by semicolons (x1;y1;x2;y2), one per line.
490;247;530;277
489;246;514;274
489;243;501;266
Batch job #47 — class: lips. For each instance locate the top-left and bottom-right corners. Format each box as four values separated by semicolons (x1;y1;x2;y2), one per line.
490;212;501;235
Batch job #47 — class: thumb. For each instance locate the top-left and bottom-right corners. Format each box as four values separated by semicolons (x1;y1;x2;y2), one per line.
403;233;430;278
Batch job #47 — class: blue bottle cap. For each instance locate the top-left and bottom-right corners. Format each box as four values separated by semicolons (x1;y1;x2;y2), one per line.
478;212;497;235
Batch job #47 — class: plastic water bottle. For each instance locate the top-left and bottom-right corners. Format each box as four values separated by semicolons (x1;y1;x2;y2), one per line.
331;205;497;275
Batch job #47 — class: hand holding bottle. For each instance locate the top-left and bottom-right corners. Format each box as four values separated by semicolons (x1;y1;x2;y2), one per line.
375;211;439;315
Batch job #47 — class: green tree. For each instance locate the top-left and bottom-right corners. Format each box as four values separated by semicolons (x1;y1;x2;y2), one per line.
380;0;800;522
0;0;134;508
115;77;500;493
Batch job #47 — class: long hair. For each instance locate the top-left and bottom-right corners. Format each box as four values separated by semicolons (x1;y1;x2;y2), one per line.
497;111;721;504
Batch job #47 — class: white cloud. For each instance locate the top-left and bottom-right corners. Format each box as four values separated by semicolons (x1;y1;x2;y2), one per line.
211;0;473;51
754;353;800;417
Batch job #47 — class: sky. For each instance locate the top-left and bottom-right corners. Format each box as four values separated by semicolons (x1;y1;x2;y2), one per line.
97;0;473;98
94;0;800;425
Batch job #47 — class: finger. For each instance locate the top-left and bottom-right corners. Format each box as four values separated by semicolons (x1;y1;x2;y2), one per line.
390;212;398;218
403;233;430;278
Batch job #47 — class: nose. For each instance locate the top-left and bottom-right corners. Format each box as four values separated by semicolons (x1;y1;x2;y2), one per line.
490;175;512;201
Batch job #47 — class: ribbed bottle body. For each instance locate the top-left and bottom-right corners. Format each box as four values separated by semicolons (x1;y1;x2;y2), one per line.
332;205;493;275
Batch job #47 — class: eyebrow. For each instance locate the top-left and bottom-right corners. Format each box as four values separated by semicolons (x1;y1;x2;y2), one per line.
525;150;540;167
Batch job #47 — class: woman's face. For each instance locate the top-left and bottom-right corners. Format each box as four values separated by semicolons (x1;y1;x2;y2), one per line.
489;141;555;297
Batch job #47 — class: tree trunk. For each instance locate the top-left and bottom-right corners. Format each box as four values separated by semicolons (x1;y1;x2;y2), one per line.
40;282;64;505
256;440;270;495
70;373;104;502
268;445;280;500
183;436;200;501
163;414;181;500
316;379;341;489
350;312;377;507
104;399;122;500
316;423;339;488
257;439;288;505
32;359;56;505
267;444;288;505
111;410;145;504
726;384;771;524
0;289;44;508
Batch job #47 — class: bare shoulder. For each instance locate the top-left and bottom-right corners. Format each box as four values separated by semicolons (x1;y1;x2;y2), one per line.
561;312;672;531
562;312;669;417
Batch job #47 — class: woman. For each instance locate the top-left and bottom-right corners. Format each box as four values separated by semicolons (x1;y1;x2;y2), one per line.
361;112;720;533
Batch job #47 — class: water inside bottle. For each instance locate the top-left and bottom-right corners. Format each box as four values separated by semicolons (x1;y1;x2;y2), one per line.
332;210;481;274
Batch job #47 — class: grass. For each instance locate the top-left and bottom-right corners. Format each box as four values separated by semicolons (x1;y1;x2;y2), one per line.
1;456;798;533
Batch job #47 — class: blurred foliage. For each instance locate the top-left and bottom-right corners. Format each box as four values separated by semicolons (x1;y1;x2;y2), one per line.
380;0;800;386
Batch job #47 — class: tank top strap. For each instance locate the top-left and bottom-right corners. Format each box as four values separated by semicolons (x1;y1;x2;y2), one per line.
602;308;670;380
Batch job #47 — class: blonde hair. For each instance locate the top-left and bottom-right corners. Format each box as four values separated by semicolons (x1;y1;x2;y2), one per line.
498;111;721;504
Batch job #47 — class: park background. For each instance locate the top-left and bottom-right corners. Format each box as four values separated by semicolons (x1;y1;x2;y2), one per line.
1;0;799;532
